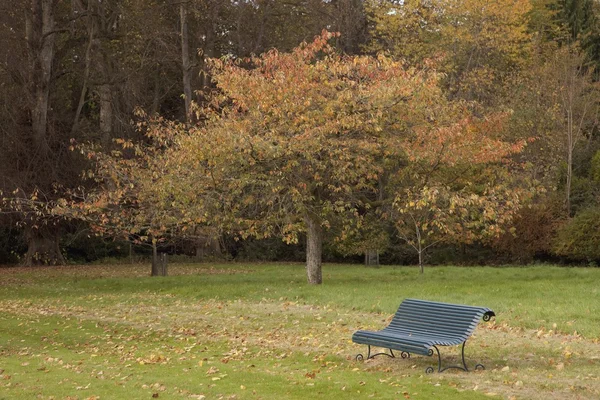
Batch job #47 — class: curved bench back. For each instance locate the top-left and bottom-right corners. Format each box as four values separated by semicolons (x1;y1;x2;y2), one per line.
385;298;495;341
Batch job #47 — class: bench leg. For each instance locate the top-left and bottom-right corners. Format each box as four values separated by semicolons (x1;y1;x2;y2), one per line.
425;341;486;373
356;345;402;361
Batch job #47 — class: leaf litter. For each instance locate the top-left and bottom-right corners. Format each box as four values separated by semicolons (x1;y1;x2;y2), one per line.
2;281;600;399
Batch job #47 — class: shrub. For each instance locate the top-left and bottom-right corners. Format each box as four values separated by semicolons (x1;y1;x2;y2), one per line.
553;207;600;261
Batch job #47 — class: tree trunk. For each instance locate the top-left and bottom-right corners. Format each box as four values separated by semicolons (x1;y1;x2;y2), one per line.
180;3;193;122
98;82;113;147
305;214;323;284
151;68;161;115
71;0;95;135
22;0;60;265
365;249;379;267
87;0;115;148
151;239;159;276
129;242;134;264
159;253;168;276
22;227;66;266
194;235;221;259
199;3;220;96
415;223;424;274
566;108;573;217
27;0;57;157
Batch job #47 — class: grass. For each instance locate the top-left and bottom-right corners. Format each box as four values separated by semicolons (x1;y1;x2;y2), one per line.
1;263;600;399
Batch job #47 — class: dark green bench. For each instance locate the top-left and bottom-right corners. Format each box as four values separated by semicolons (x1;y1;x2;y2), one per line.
352;298;495;373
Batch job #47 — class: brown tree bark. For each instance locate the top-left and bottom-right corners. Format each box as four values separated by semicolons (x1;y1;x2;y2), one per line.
23;227;66;266
21;0;66;266
330;0;367;54
151;239;159;276
194;235;221;259
364;249;379;267
71;0;94;135
95;0;114;148
180;3;193;122
305;214;323;285
98;82;113;146
26;0;57;157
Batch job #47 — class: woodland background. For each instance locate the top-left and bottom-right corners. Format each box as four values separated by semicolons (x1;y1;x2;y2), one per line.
1;0;600;270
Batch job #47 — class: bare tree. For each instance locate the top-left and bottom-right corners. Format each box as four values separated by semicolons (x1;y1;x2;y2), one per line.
553;46;600;216
26;0;58;158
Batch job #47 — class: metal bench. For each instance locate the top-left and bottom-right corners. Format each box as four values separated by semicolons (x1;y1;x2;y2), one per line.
352;298;495;373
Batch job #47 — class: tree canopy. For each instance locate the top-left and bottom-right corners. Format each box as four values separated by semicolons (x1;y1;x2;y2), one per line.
73;32;534;282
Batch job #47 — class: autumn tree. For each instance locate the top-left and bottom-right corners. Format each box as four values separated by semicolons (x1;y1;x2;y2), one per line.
132;32;531;281
365;0;443;65
366;0;533;106
390;110;535;272
57;116;197;275
144;32;440;283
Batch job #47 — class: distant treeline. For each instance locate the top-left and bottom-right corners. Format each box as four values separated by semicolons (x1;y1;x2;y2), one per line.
1;0;599;268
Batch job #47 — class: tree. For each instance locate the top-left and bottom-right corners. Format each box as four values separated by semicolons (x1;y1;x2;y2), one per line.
554;207;600;261
0;0;74;265
365;0;443;65
549;46;600;216
146;32;448;283
57;117;194;275
366;0;533;106
559;0;600;68
390;113;533;273
228;0;365;56
137;31;531;281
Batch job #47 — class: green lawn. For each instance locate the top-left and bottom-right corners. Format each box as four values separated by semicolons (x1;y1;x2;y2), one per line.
1;263;599;399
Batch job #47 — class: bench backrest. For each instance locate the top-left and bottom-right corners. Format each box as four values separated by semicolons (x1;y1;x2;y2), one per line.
385;298;495;340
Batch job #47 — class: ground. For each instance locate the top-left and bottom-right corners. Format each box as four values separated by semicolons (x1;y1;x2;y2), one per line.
0;263;599;399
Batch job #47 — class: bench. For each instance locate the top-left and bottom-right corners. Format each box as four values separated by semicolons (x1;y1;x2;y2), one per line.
352;298;495;373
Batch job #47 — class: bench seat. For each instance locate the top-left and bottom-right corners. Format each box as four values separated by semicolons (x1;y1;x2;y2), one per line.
352;298;495;372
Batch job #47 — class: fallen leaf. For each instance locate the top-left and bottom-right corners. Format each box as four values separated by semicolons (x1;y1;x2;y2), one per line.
206;367;219;375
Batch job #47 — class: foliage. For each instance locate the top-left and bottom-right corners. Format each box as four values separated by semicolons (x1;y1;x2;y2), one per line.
1;0;599;268
553;207;600;261
366;0;533;105
364;0;443;64
150;31;469;282
389;110;535;272
558;0;600;68
331;212;390;257
55;116;211;260
591;149;600;183
493;196;565;263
